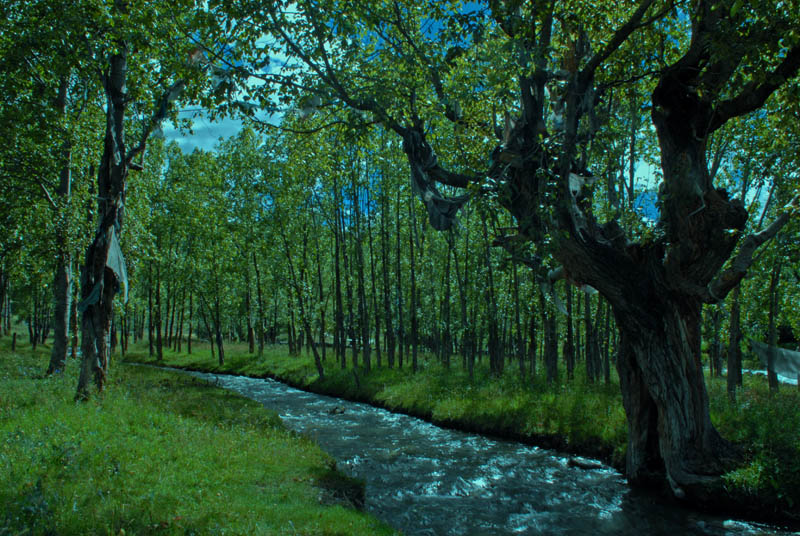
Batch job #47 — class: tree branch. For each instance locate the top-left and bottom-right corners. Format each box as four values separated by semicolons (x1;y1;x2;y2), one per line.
709;45;800;132
582;0;659;79
267;5;405;135
126;79;185;166
38;181;58;210
705;194;799;303
389;0;455;120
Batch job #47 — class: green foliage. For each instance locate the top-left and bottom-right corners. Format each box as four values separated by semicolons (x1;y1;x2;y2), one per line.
1;0;800;521
709;374;800;512
0;340;395;536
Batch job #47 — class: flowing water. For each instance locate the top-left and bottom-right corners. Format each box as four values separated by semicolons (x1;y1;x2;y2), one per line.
178;369;793;535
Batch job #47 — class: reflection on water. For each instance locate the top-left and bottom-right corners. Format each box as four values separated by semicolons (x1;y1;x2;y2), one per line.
183;370;792;536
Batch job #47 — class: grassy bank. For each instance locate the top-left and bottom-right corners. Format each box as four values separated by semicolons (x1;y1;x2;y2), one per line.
124;341;800;524
0;337;396;535
125;343;628;463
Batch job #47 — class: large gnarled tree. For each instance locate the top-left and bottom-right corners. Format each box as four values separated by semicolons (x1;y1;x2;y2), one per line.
212;0;800;498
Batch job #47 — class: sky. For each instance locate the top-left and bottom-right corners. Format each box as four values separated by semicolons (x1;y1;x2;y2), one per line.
163;109;246;153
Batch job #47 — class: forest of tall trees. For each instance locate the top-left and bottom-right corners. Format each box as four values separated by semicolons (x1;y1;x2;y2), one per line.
2;0;799;510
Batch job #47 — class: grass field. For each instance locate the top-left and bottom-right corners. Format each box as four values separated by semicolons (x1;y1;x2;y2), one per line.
0;335;396;536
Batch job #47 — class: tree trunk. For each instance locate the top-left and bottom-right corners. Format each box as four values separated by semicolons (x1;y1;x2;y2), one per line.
198;297;214;361
47;246;72;374
602;300;611;384
539;290;558;383
395;189;405;370
148;264;154;357
0;268;5;336
1;274;8;336
614;295;736;495
245;269;255;354
214;294;224;365
287;299;296;355
156;268;163;361
409;202;419;374
270;289;279;344
280;227;325;378
527;304;537;379
442;234;454;370
380;183;395;368
175;287;184;353
122;302;129;355
187;291;193;355
311;212;327;363
767;259;782;393
76;48;130;399
513;260;523;377
575;289;582;365
69;287;78;360
454;210;472;373
354;179;370;372
586;293;602;382
564;284;575;380
109;315;118;356
344;221;358;368
253;251;265;358
47;76;73;376
165;280;174;348
482;218;502;376
333;174;346;368
709;305;722;378
726;286;742;401
367;188;381;368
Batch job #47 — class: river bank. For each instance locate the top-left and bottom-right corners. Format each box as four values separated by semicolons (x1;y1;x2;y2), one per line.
178;367;797;535
123;342;800;528
0;338;395;535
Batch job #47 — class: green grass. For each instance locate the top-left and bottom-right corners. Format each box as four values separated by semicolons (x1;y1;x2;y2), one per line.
125;342;629;464
708;373;800;514
124;339;800;520
0;336;396;536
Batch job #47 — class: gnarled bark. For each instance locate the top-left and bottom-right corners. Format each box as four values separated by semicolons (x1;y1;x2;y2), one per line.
76;47;129;399
614;294;736;495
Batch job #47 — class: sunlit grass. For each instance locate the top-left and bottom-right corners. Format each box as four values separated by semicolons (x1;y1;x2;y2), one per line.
0;336;396;536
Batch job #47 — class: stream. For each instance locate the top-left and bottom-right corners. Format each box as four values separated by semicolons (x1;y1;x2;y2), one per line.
178;369;793;535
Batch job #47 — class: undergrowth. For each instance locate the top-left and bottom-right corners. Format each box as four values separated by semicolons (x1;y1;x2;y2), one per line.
708;374;800;515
